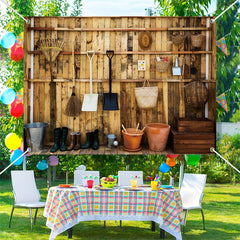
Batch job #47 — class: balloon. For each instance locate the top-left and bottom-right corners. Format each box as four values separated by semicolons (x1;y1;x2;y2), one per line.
166;158;176;167
0;32;16;49
15;89;23;104
5;133;22;150
0;88;16;105
159;163;170;173
166;154;179;159
185;154;201;166
10;99;23;117
10;149;24;165
9;43;23;61
48;155;59;166
37;160;48;170
15;33;23;48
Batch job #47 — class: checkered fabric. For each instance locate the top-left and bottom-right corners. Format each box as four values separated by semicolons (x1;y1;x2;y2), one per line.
44;187;183;240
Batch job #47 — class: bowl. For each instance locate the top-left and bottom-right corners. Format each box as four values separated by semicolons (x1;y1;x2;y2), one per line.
100;177;117;188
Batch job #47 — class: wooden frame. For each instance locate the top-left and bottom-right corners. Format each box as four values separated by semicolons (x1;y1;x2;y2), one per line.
24;16;216;155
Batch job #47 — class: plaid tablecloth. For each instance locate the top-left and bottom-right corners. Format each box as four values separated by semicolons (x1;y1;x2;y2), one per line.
44;187;184;240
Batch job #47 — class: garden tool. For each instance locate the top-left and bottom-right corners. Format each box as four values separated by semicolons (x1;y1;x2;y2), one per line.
82;50;98;111
103;50;119;111
65;42;81;116
172;57;182;76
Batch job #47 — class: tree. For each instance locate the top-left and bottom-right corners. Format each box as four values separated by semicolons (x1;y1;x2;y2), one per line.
0;0;82;178
154;0;240;122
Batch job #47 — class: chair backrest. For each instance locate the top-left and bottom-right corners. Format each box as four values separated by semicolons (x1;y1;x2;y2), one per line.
180;173;207;206
118;171;143;186
74;170;100;186
11;170;41;203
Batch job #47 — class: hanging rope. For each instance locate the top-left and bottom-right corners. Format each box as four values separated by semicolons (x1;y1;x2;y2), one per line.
0;0;30;24
210;147;240;174
211;0;240;23
0;148;31;175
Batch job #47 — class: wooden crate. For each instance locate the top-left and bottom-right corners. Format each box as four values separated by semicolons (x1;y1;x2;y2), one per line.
178;118;214;132
170;129;215;154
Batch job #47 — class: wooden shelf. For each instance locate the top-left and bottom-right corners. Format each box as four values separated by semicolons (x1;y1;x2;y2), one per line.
28;50;213;55
27;27;212;32
26;78;216;83
28;145;173;155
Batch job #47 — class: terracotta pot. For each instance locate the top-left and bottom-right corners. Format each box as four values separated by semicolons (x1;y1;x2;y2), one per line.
146;123;170;151
122;128;144;150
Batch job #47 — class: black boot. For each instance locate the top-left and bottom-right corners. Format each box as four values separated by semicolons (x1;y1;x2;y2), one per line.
60;127;68;151
92;129;99;150
50;128;61;153
80;132;93;149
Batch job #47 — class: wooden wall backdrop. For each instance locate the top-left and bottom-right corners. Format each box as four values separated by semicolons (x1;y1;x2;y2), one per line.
24;17;216;149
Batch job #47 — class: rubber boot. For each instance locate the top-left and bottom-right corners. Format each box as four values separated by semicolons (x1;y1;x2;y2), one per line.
50;128;61;153
74;132;81;150
92;129;99;150
60;127;68;151
67;132;76;151
80;132;93;149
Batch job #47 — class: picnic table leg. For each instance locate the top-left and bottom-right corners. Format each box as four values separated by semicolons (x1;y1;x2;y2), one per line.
151;221;155;231
68;227;73;239
160;229;165;239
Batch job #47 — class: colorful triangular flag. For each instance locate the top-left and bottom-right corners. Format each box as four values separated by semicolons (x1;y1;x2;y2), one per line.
216;93;228;113
216;37;228;57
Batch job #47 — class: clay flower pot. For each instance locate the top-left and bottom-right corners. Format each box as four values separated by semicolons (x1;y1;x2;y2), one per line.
122;128;144;151
146;123;170;151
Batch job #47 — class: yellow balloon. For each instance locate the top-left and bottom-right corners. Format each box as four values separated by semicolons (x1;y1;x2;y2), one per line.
5;133;22;150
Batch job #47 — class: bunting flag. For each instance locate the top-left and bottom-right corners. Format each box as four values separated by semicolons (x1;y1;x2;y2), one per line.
216;37;228;57
216;93;228;113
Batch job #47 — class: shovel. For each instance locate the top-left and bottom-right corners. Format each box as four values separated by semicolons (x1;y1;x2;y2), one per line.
103;50;119;111
82;50;98;112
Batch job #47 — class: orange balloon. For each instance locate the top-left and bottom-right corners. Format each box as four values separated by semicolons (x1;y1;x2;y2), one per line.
166;158;176;167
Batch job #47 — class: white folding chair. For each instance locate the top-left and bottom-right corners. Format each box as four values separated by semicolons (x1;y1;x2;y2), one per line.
117;171;143;227
118;171;143;186
9;170;45;230
180;173;207;232
74;170;99;186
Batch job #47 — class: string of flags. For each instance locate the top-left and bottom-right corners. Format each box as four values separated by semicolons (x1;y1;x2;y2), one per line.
216;37;228;57
216;93;228;113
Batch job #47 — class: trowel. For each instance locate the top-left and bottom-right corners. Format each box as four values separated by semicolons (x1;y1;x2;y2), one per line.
172;57;182;76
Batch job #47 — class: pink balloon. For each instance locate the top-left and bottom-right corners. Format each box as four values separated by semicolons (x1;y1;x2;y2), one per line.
48;155;59;166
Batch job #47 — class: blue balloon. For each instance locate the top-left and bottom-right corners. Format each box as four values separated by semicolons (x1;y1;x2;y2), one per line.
10;149;24;166
37;160;48;170
0;32;16;49
159;163;170;173
0;88;16;105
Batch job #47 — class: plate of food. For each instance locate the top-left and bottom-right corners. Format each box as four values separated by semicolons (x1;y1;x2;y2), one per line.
124;187;142;191
58;184;72;188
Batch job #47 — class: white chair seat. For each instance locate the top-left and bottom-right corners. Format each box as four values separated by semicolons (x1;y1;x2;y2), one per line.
182;203;201;210
15;202;45;208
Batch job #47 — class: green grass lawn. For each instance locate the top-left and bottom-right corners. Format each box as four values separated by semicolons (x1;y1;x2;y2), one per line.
0;178;240;240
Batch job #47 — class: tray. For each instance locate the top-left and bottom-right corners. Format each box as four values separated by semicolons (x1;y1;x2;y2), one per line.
160;185;174;189
124;187;142;191
58;184;72;188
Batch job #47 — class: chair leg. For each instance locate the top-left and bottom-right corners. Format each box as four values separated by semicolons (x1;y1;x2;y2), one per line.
104;220;106;228
9;206;15;228
120;220;122;227
151;221;155;232
201;209;205;230
29;208;33;230
183;209;188;233
34;208;38;225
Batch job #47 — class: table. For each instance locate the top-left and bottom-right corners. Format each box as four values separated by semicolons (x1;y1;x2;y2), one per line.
44;186;184;240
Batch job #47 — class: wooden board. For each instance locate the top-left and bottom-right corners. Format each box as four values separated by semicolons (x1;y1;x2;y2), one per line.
24;17;216;155
178;118;214;132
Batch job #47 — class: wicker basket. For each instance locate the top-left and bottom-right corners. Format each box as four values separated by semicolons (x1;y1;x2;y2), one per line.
156;60;169;73
191;34;205;48
172;34;186;45
184;80;208;108
134;80;158;109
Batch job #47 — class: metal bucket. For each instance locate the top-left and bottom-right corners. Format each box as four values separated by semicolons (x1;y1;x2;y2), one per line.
24;122;48;152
